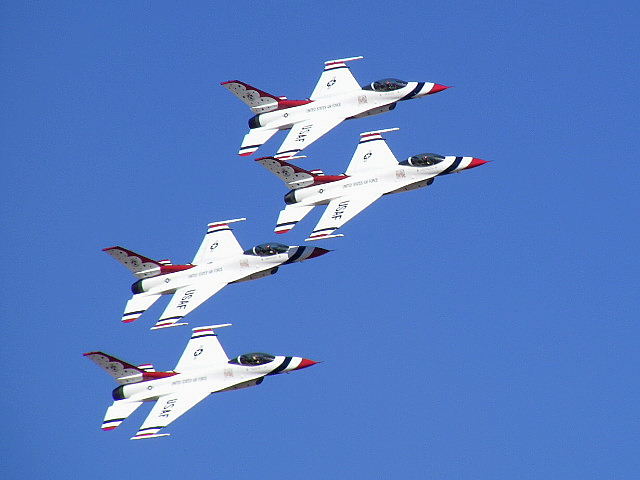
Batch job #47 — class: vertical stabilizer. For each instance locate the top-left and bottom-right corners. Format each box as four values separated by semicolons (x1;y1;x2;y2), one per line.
103;246;164;279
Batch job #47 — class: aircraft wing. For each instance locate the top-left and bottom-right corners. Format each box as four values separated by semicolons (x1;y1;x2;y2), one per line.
174;324;231;371
151;282;228;330
310;56;363;100
192;218;246;264
345;128;400;175
131;388;211;439
275;114;345;158
306;193;382;241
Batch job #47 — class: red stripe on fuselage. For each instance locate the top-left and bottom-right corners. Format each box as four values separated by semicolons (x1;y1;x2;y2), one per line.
277;99;312;109
159;264;194;274
312;175;349;185
142;371;178;380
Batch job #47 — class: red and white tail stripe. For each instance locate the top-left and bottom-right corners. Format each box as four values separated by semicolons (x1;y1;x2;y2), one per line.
207;217;246;234
324;56;363;69
150;318;188;330
306;232;344;241
359;127;399;143
102;419;124;431
131;427;170;440
274;149;301;159
239;145;260;156
122;311;143;323
191;323;231;339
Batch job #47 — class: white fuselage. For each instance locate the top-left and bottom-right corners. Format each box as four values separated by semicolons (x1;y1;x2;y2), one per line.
117;356;302;403
136;252;291;296
291;156;475;207
254;82;435;131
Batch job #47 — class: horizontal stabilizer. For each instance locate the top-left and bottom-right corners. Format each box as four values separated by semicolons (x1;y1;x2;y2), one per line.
122;293;162;324
239;127;279;156
102;400;143;431
103;247;163;279
275;205;315;234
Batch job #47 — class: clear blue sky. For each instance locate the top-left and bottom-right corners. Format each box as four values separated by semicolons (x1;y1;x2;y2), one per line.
2;1;639;478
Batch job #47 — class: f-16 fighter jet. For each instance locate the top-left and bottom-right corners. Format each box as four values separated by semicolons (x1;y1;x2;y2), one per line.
104;218;329;329
222;56;448;158
256;128;488;241
84;324;317;439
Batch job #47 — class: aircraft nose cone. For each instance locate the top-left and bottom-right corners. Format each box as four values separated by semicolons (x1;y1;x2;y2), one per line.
295;358;318;370
427;83;449;95
466;158;489;169
308;247;331;258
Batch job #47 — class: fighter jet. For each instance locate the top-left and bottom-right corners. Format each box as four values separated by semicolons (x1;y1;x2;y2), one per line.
84;323;317;439
104;218;328;329
256;128;488;241
222;56;448;158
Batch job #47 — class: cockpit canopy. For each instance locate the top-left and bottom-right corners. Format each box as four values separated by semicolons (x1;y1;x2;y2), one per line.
362;78;408;92
400;153;446;167
228;352;276;366
247;243;290;256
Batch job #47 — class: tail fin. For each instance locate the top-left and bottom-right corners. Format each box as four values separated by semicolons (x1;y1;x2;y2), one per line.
256;156;319;189
221;80;283;114
84;351;147;385
103;246;163;279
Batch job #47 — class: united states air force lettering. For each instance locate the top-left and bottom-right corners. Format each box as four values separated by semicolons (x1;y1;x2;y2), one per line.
342;178;378;189
188;267;222;279
306;102;341;113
